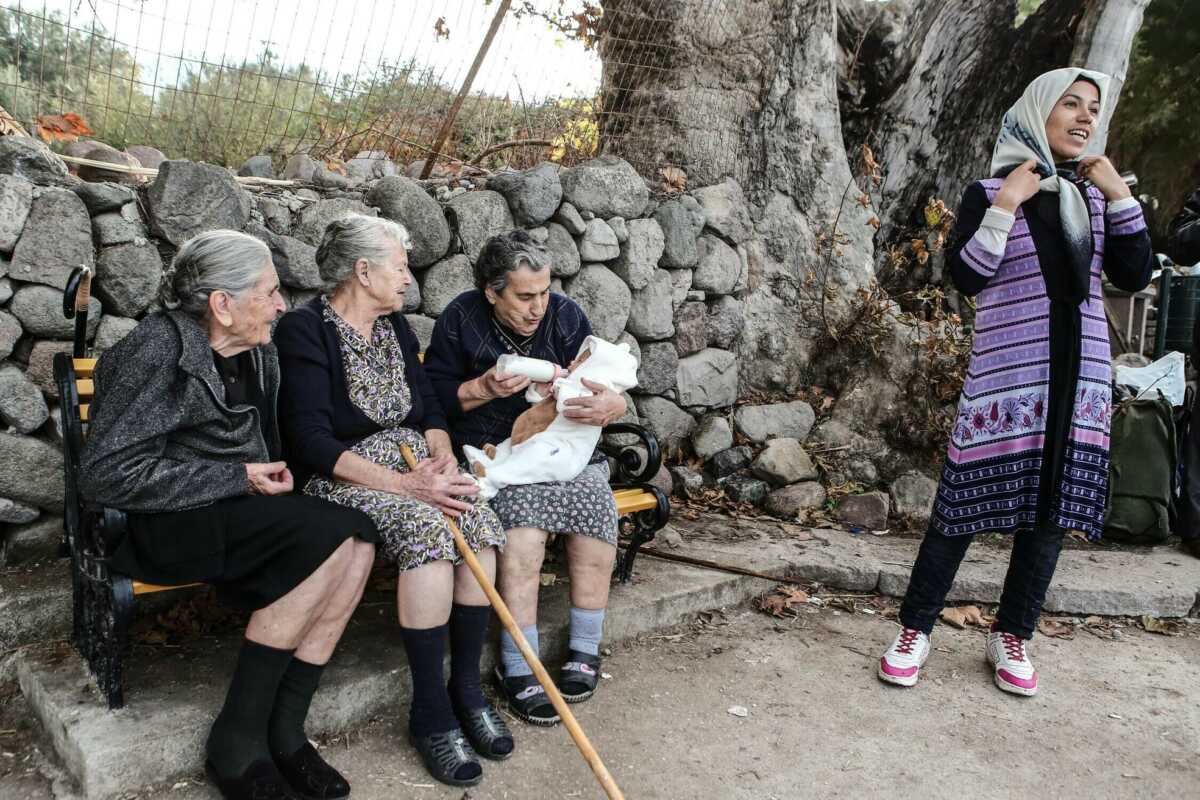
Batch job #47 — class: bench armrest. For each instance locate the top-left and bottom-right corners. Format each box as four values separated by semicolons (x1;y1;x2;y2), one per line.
599;422;662;484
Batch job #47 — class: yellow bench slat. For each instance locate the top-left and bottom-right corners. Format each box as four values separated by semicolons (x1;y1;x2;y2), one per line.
133;581;203;595
79;404;89;422
77;379;94;399
616;491;659;515
73;358;96;378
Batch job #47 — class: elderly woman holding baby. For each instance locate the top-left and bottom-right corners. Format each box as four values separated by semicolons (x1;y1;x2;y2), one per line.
273;215;507;789
424;230;628;727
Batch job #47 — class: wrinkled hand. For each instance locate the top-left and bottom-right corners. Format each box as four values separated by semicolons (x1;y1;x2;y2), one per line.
562;379;626;427
476;367;531;401
246;461;294;495
396;456;479;517
1077;155;1131;201
994;159;1042;212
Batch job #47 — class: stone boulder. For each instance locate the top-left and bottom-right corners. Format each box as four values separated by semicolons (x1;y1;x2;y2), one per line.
890;471;938;521
751;438;818;487
670;269;693;310
634;395;695;453
281;154;319;182
691;415;733;460
692;178;753;244
626;269;674;342
578;218;620;262
673;301;708;357
723;475;769;505
676;348;737;408
610;218;664;290
147;160;252;246
544;222;581;278
0;311;21;361
0;365;49;434
125;145;166;170
92;202;147;247
707;295;744;349
0;278;10;305
733;401;816;443
837;491;891;530
404;314;436;351
691;234;740;295
248;224;323;290
10;284;100;339
669;466;705;497
346;150;398;181
488;162;562;226
72;181;134;215
293;197;376;248
25;340;73;398
764;482;828;519
710;445;752;478
564;265;631;341
559;155;648;219
0;497;39;525
237;155;276;178
447;190;514;263
553;201;587;235
95;242;162;317
93;315;138;353
9;187;93;288
418;254;474;316
0;175;33;252
635;341;678;395
257;195;292;236
0;136;70;183
77;146;142;184
1;514;64;565
0;432;64;510
653;195;705;269
366;176;450;267
608;216;628;243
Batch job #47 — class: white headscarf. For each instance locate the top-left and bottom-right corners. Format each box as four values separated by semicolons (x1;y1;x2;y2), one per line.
991;67;1112;285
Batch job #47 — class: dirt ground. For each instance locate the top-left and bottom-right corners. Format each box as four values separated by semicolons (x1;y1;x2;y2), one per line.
4;595;1198;800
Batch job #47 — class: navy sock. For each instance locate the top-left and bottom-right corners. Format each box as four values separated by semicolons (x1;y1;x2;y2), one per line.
399;624;457;738
206;639;294;777
448;603;491;711
268;658;324;759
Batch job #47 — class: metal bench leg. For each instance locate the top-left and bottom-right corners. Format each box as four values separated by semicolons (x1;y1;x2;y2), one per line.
76;559;133;710
616;487;671;583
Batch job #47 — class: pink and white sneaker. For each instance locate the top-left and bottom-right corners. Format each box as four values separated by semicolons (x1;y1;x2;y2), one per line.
877;627;930;687
986;626;1038;696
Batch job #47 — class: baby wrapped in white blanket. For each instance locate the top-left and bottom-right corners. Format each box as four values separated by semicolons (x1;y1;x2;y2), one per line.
463;336;639;499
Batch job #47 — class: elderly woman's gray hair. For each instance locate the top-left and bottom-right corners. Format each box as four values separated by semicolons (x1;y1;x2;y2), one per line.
315;215;412;291
473;230;550;293
160;229;273;318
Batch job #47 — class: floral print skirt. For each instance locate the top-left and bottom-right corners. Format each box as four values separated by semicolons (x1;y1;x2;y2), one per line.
305;427;505;572
489;457;619;546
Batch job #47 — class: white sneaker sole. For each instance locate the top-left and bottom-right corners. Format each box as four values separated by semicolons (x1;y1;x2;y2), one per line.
985;652;1038;696
876;651;928;688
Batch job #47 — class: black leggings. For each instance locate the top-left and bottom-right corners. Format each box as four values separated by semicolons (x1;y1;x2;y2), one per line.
898;523;1065;640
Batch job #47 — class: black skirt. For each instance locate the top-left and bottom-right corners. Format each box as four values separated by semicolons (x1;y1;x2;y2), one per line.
111;494;379;612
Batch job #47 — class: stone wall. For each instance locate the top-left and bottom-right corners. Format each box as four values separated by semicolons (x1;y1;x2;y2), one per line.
0;135;935;565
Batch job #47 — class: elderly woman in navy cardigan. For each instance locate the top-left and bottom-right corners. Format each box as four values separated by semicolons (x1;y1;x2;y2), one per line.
274;216;509;788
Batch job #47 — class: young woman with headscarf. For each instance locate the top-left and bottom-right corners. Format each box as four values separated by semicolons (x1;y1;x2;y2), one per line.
877;68;1153;696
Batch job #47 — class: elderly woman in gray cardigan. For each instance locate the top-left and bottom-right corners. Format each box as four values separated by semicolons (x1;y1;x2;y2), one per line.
80;230;379;800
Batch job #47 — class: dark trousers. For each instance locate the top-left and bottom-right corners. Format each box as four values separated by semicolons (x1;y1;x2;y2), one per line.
898;523;1066;640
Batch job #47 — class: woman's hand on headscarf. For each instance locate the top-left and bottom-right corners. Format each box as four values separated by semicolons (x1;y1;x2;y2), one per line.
995;159;1041;213
562;379;627;427
397;458;479;516
1077;156;1131;202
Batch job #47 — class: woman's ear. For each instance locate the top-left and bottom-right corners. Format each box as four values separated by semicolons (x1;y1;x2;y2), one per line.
356;257;371;287
208;290;235;328
483;285;498;305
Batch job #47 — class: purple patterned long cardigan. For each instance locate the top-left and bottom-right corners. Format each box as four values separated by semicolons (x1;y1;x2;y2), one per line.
931;178;1149;539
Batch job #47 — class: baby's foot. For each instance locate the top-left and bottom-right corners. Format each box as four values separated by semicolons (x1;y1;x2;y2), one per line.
483;444;497;459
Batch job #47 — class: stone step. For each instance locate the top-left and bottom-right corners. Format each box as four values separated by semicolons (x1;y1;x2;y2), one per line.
16;517;1200;799
0;559;72;653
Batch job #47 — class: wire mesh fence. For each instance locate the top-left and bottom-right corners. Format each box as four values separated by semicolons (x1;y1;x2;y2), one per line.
0;0;741;182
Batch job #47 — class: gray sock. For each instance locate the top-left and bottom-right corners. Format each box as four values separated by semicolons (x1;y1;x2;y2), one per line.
500;624;538;678
568;606;605;656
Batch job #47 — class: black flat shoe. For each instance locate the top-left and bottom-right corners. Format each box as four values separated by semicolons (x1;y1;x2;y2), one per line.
453;701;515;760
205;758;300;800
1182;538;1200;560
493;667;560;726
273;742;350;800
559;650;601;703
409;728;482;788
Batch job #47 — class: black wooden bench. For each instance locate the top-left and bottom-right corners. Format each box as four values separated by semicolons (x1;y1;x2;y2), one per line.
54;274;669;709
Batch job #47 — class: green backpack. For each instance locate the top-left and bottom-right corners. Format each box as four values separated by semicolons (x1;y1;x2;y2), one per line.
1103;390;1176;544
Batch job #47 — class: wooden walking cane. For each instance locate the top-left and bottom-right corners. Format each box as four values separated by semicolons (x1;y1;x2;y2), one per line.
399;445;625;800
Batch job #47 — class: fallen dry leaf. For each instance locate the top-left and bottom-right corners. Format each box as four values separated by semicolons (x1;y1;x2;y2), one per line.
939;605;990;629
1037;618;1074;639
1140;615;1182;636
756;585;810;618
659;165;687;192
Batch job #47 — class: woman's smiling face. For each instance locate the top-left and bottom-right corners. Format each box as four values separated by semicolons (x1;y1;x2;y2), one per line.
1045;79;1101;162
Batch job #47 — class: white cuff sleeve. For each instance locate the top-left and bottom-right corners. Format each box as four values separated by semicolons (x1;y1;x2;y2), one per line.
974;206;1015;255
1107;196;1141;214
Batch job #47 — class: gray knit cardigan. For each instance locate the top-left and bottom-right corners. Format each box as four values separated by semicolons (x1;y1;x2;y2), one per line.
79;310;278;513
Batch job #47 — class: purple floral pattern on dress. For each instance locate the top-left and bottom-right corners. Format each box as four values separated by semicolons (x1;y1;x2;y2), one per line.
952;392;1046;445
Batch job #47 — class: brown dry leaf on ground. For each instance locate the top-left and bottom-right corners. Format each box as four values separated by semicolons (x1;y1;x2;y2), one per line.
756;585;810;618
939;605;991;629
1140;616;1183;636
659;166;687;192
1037;618;1075;639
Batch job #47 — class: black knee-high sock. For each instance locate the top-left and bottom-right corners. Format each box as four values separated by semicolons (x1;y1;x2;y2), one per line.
268;658;324;758
206;639;295;777
399;624;457;737
448;603;491;710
